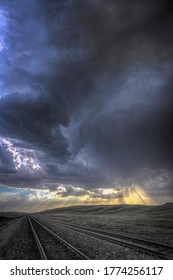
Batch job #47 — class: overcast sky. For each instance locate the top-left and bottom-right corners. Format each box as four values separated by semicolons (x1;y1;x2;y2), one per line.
0;0;173;211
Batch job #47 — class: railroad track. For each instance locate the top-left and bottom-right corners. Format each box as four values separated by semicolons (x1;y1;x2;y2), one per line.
46;218;173;260
28;217;90;260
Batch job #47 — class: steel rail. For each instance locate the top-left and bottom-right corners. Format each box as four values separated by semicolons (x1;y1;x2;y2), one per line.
49;219;173;260
29;217;90;260
50;219;173;251
28;217;47;260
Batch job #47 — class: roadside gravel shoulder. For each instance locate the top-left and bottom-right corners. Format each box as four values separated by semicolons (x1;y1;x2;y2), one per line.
0;217;40;259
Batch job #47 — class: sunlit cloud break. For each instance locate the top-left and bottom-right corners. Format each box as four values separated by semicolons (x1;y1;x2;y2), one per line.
0;136;41;171
0;183;154;213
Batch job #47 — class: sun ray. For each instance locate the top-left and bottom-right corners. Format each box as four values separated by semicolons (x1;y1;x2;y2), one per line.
122;184;153;205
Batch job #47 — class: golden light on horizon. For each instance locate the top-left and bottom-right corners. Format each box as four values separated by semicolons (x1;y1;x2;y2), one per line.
0;183;154;212
120;185;153;205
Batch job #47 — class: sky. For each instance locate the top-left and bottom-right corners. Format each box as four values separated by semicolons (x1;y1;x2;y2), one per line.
0;0;173;212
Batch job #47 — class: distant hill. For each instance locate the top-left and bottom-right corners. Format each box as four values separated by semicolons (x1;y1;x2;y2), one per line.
38;203;173;217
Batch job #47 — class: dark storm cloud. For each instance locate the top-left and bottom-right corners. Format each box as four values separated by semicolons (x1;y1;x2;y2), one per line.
60;0;173;181
0;0;173;195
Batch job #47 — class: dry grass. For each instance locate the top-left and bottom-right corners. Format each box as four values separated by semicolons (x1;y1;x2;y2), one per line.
41;203;173;246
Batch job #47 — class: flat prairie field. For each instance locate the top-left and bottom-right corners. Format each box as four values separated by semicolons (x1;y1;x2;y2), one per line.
40;203;173;247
